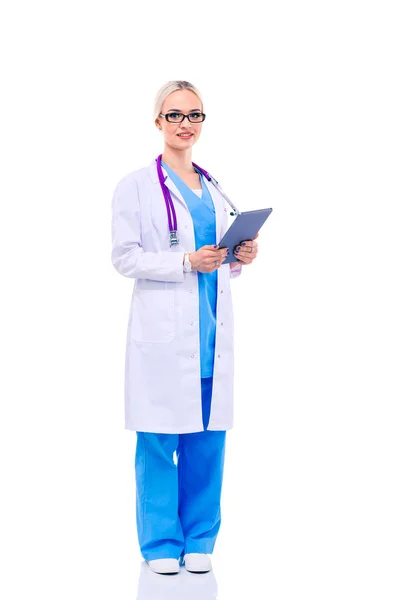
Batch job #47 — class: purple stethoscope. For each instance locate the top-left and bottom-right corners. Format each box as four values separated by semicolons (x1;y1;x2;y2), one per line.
155;153;240;247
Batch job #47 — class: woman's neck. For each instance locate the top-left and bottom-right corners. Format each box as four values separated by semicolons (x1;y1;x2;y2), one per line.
161;147;194;174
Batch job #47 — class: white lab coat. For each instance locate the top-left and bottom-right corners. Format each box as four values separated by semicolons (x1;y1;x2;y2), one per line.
111;159;242;433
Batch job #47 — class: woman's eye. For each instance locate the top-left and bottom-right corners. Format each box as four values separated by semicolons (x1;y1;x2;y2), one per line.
168;112;181;119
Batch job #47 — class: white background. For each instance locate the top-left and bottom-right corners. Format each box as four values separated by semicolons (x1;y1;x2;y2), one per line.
1;1;414;598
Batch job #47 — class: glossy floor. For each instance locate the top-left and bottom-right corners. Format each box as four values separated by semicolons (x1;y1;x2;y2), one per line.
136;562;218;600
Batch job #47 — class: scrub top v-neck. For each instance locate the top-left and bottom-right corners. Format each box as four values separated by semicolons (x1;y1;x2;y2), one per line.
161;161;217;378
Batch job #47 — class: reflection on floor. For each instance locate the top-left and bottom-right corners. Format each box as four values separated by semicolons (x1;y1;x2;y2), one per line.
136;560;218;600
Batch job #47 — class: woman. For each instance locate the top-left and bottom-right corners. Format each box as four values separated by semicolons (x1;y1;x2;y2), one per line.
111;80;259;575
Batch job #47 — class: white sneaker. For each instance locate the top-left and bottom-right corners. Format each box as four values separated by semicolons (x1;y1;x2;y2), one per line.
183;553;212;573
147;558;180;574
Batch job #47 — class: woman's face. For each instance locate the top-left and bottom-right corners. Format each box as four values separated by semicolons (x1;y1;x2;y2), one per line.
155;89;203;151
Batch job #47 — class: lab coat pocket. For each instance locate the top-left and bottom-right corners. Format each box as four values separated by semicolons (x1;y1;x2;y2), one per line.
131;288;175;343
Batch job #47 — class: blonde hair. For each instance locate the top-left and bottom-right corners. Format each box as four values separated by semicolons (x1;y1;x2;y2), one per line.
153;80;203;125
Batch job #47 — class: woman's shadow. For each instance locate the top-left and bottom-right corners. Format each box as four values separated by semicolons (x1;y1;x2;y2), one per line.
136;560;218;599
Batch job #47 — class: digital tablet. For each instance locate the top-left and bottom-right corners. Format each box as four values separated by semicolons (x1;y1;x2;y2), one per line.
218;208;273;264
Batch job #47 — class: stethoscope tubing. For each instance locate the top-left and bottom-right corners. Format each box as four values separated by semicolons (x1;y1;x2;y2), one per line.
155;154;240;246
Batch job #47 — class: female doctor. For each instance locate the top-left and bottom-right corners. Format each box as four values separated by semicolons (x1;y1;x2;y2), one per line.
111;80;259;575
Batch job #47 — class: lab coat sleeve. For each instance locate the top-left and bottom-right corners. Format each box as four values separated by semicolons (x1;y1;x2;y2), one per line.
230;261;243;278
111;176;185;282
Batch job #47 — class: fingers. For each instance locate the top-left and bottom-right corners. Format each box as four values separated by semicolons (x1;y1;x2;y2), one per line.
205;247;228;261
198;245;229;272
233;240;258;264
203;244;228;258
196;239;258;271
213;248;228;270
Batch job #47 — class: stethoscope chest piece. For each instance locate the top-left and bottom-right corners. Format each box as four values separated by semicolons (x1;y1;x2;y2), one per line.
169;230;179;246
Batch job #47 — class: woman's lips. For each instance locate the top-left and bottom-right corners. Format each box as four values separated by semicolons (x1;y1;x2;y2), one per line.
177;133;193;139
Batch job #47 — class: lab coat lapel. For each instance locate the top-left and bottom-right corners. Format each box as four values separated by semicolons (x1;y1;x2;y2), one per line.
147;159;189;211
163;175;191;211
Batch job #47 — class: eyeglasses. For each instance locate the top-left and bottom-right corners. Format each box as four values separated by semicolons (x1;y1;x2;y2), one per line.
159;111;206;123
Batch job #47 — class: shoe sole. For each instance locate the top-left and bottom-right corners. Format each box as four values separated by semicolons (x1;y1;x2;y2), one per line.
186;569;211;573
146;561;180;575
149;569;180;575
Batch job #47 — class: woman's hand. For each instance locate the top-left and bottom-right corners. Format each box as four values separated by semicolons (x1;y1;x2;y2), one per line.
190;245;228;273
231;232;259;266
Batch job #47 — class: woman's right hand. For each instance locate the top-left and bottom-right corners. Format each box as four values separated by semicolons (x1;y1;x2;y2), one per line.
190;245;229;273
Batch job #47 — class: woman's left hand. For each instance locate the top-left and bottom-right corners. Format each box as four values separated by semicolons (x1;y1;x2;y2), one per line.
232;232;259;265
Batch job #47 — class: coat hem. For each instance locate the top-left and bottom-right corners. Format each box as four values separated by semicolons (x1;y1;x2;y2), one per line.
125;423;205;434
125;423;233;433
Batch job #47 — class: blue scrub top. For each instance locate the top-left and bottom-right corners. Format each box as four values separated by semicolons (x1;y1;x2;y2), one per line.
161;161;217;378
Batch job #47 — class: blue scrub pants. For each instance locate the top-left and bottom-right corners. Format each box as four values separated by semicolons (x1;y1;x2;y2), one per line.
135;377;227;561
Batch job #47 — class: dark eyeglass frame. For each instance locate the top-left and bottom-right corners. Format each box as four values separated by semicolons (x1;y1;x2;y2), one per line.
159;111;206;123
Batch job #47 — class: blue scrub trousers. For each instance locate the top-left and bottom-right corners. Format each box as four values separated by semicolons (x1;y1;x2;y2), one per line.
135;377;227;561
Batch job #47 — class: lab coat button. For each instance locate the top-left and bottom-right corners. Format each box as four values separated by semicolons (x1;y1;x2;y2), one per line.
220;289;223;294
191;353;195;358
185;225;188;229
221;322;224;326
190;320;195;326
218;354;221;358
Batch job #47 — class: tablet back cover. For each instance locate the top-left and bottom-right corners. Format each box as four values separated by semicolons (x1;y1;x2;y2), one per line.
219;208;272;264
